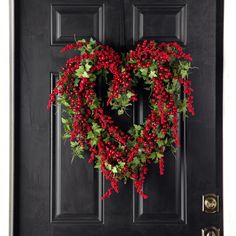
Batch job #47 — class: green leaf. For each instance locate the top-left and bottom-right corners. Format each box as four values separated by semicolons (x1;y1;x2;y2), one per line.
86;123;103;146
135;71;142;78
89;74;96;82
82;71;89;78
148;152;164;162
118;161;126;169
180;69;188;78
156;152;164;158
128;124;143;139
149;70;157;78
62;133;71;140
112;167;118;173
127;139;136;149
178;98;188;115
128;59;136;64
89;98;100;110
118;109;124;115
70;141;84;161
92;122;103;135
61;117;68;124
149;152;156;160
61;117;72;131
78;39;86;43
150;63;158;70
140;155;146;163
151;103;159;112
103;136;110;143
132;157;140;165
157;131;165;139
64;124;71;132
94;160;101;169
168;114;174;122
157;139;165;147
140;68;148;76
179;61;191;78
57;96;70;108
90;138;98;146
89;38;96;45
87;131;95;139
127;91;135;99
134;124;142;131
75;66;85;77
74;77;79;87
172;78;178;87
105;163;112;171
70;141;78;148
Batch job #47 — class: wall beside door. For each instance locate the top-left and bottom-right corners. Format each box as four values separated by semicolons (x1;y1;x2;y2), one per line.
223;0;236;235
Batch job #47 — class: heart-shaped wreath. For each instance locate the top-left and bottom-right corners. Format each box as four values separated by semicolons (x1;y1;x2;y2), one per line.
48;38;194;199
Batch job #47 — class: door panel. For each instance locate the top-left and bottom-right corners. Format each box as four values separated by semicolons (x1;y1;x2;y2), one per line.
131;3;187;45
50;73;104;224
14;0;223;235
50;3;105;46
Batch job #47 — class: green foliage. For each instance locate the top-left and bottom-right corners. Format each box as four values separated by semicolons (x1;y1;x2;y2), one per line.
104;160;127;174
62;133;71;140
70;141;84;162
157;131;165;139
86;38;97;53
94;155;102;169
178;98;188;117
61;117;71;132
75;38;100;54
149;70;157;78
128;58;136;64
179;61;191;78
128;124;143;139
118;161;126;169
87;122;104;146
168;114;174;122
173;61;191;78
129;157;141;170
75;65;89;78
109;91;134;115
88;97;100;110
140;68;148;76
57;95;70;108
165;78;180;94
103;135;110;143
127;90;135;99
135;65;158;81
92;122;103;135
148;152;164;163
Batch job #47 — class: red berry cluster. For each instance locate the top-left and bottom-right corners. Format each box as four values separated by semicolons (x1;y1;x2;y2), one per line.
48;39;194;200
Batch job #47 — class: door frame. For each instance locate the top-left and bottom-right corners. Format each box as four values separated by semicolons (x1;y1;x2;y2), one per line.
3;0;229;235
10;0;15;235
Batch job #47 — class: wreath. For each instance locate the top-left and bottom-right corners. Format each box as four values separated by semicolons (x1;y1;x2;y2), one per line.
48;38;194;200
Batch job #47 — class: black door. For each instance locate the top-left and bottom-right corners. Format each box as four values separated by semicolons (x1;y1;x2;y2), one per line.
14;0;223;235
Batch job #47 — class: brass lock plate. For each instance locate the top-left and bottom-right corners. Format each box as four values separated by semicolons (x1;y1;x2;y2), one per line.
201;226;220;236
202;194;219;213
